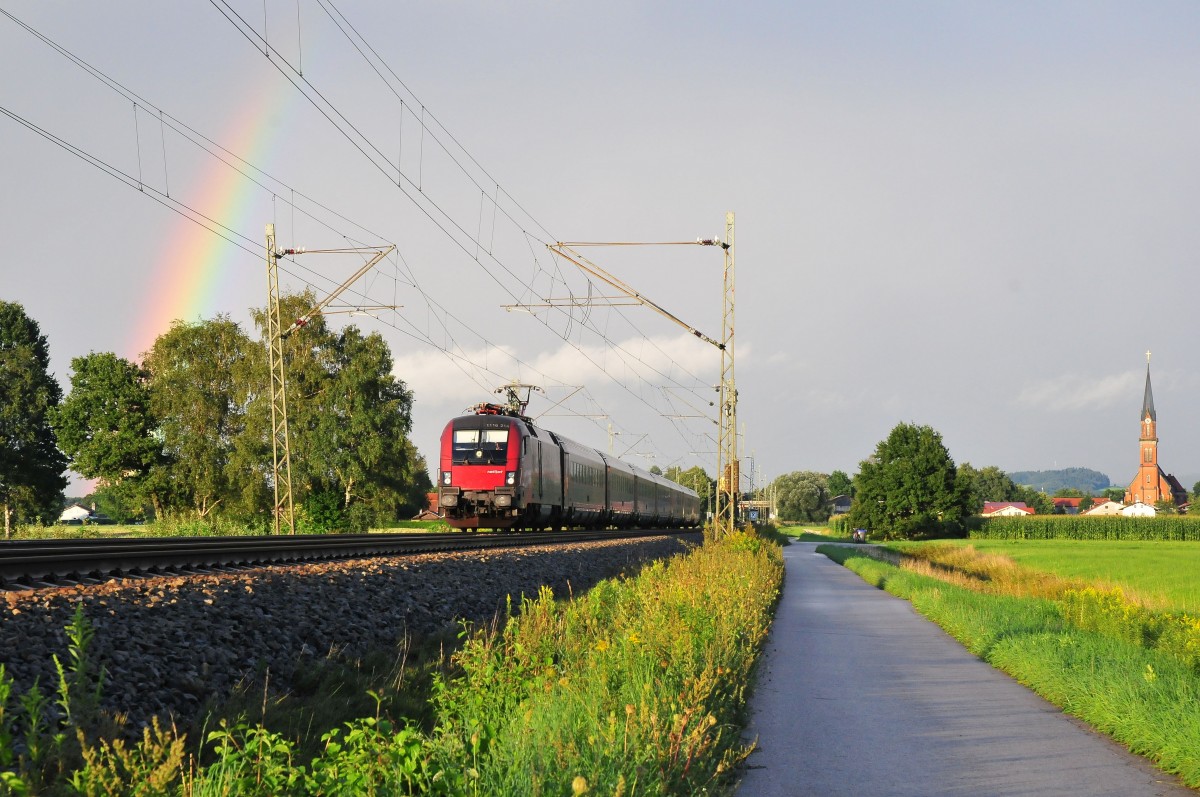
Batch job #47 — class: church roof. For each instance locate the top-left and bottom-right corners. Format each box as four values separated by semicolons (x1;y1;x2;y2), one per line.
1141;364;1156;421
1162;468;1186;497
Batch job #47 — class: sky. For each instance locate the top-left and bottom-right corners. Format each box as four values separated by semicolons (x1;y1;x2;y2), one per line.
4;1;1200;495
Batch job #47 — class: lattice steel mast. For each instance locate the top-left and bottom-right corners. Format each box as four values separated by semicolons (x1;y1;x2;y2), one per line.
714;212;738;538
264;223;396;534
265;224;295;534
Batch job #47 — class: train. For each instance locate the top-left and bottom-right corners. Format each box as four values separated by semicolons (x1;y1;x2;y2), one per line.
437;403;702;530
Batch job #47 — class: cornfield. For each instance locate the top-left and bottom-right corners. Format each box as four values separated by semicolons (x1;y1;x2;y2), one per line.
972;515;1200;541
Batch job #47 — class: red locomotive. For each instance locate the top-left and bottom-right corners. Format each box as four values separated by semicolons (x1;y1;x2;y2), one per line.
437;402;701;530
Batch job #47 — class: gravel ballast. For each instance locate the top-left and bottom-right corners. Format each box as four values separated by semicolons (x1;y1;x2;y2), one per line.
0;533;699;731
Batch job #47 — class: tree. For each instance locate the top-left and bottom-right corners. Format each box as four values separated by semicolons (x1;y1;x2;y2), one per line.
957;464;1018;508
398;440;435;517
827;470;854;498
249;294;419;531
1015;487;1053;515
664;465;714;514
770;471;831;522
1102;487;1126;503
305;324;416;530
52;352;164;518
143;316;259;519
1078;495;1095;512
956;463;1051;514
0;301;68;536
847;423;968;540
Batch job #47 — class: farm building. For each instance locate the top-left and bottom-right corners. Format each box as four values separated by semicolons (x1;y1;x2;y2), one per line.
982;502;1034;517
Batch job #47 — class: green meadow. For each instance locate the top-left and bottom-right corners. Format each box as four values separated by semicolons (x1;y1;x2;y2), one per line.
896;539;1200;613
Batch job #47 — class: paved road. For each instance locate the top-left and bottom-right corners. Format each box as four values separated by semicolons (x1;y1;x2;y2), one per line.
736;542;1195;796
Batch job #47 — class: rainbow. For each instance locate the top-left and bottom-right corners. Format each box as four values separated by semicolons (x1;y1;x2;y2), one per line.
125;81;286;362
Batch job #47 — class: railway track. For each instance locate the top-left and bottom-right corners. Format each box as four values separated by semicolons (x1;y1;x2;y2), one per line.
0;529;698;591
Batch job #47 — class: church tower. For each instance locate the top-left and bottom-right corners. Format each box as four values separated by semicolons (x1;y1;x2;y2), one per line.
1125;352;1188;508
1136;357;1159;502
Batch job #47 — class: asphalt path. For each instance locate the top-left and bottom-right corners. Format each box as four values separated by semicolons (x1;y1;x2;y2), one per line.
736;541;1195;796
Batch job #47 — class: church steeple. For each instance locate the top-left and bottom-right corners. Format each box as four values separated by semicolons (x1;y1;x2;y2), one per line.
1125;352;1187;508
1128;351;1165;506
1141;350;1156;423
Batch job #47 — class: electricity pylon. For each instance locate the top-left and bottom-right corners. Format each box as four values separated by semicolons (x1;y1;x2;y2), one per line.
264;223;396;534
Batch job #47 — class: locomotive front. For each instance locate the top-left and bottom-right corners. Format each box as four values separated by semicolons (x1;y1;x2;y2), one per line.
437;410;522;528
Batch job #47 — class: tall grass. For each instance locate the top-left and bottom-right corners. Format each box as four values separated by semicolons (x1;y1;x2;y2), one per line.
820;545;1200;787
426;531;780;795
922;538;1200;613
887;543;1200;671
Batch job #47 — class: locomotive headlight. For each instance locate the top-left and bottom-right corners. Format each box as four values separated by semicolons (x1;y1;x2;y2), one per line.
442;471;452;486
505;471;516;486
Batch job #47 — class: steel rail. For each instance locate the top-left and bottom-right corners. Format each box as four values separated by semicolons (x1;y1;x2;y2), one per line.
0;529;698;590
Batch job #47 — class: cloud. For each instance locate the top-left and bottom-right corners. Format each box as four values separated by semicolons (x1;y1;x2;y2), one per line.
393;331;718;409
1014;370;1142;412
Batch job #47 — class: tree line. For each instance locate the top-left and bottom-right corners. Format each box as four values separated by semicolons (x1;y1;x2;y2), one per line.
767;423;1077;537
0;296;431;537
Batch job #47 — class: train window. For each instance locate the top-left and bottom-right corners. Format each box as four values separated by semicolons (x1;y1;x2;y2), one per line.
452;428;509;465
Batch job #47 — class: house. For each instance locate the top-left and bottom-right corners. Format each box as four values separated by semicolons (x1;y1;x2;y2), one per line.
982;501;1034;517
1053;497;1084;515
830;494;852;515
1083;500;1124;516
413;492;444;521
59;504;91;523
1121;501;1156;517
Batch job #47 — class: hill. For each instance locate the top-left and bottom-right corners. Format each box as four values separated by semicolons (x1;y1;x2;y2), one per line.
1008;468;1111;495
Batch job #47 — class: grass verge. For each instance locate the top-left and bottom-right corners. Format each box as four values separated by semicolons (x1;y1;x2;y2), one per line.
817;544;1200;788
776;525;851;543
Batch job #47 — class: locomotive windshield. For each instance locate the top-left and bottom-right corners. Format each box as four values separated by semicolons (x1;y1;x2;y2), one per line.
452;428;510;465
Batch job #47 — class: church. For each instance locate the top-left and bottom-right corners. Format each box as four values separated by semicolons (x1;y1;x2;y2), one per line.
1124;356;1188;508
